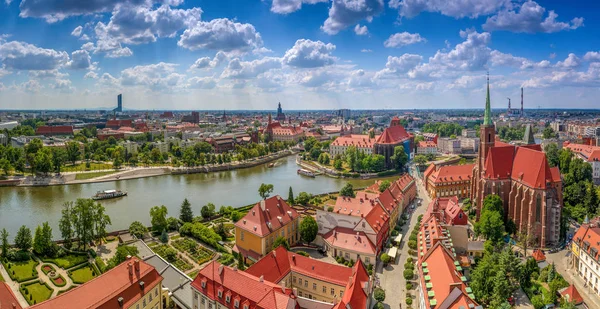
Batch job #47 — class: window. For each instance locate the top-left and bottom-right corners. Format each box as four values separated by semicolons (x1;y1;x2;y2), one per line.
299;291;303;297
218;290;222;298
323;286;326;293
293;276;297;283
535;194;542;223
313;283;317;290
143;299;147;307
345;252;350;259
234;300;240;308
304;280;308;288
365;257;370;264
226;295;230;303
202;298;206;304
340;291;344;297
149;293;153;302
241;231;244;241
298;278;302;285
201;281;206;289
155;288;158;297
209;304;213;309
137;305;140;309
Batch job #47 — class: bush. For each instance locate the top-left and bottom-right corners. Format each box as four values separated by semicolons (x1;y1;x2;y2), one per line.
403;269;413;280
88;249;97;258
380;253;391;264
373;302;385;309
406;257;413;263
391;230;399;236
296;251;309;257
406;298;413;305
408;240;417;250
374;288;386;302
408;249;416;256
179;222;225;252
406;282;413;290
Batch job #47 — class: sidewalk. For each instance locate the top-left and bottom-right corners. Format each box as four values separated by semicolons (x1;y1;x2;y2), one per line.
547;250;600;309
0;263;32;308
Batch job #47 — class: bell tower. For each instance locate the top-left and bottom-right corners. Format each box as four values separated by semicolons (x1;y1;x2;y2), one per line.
479;72;495;176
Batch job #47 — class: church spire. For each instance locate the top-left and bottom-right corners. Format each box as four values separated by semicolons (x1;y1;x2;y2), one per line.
483;72;492;126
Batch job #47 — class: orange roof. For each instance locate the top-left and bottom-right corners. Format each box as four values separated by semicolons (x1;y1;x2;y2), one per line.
364;200;389;235
331;134;377;148
333;260;370;309
560;284;584;305
322;227;377;255
429;164;475;184
32;258;162;309
565;143;600;162
418;242;478;309
377;189;399;214
376;124;410;144
425;197;467;226
0;282;22;309
396;174;415;191
573;225;600;261
246;246;355;286
531;249;546;262
192;260;294;309
330;192;380;217
418;141;437;148
235;196;299;237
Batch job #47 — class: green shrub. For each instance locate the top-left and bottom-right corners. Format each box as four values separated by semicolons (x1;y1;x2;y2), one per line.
380;253;391;264
374;288;386;303
406;282;413;290
408;240;417;250
406;298;413;305
296;251;309;257
403;269;413;280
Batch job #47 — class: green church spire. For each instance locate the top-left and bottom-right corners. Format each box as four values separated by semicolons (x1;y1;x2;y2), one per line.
483;72;492;126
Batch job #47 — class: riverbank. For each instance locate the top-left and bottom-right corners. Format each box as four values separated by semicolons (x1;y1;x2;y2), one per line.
10;150;294;187
296;156;400;179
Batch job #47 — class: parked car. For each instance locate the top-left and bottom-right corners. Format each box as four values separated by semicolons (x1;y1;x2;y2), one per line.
507;296;515;305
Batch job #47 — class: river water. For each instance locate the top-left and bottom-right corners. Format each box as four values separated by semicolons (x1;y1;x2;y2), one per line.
0;155;389;237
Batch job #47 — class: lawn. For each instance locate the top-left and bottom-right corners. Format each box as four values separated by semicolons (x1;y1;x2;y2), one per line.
43;253;88;269
69;265;97;284
74;171;119;180
20;281;53;305
0;271;4;281
63;162;114;172
2;259;39;282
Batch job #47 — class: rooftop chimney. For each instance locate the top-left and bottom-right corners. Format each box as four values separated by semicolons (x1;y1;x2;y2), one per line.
218;264;224;275
134;259;140;272
259;275;264;283
128;262;133;277
260;200;266;211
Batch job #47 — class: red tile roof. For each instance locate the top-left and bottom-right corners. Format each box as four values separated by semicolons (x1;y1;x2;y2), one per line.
573;225;600;261
510;147;554;189
246;246;355;286
375;124;410;144
106;119;133;128
364;200;389;235
31;258;162;309
329;192;380;217
531;249;546;262
418;141;437;148
333;260;370;309
565;143;600;163
560;284;584;305
35;125;74;135
425;197;467;226
192;260;294;309
429;164;475;184
235;196;299;237
0;282;22;309
331;134;377;148
377;189;399;214
484;145;516;179
322;227;377;255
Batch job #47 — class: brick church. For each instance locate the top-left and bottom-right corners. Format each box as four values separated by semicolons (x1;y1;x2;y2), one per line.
470;77;563;247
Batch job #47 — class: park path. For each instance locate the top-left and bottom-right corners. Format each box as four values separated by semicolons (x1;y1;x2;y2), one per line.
0;262;30;308
32;257;76;298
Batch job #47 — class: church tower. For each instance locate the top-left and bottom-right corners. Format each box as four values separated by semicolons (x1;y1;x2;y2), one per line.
478;73;495;176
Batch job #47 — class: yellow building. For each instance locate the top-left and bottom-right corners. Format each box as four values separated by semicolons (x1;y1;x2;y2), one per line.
234;195;300;263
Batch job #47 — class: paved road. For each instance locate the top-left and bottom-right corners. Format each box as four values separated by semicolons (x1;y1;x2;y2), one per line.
378;169;431;309
547;249;600;308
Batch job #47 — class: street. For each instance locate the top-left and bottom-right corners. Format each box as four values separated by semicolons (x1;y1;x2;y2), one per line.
378;167;431;309
547;249;600;308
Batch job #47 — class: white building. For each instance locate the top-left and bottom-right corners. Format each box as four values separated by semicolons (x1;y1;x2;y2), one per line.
437;138;461;154
119;140;139;155
329;134;375;157
458;137;480;153
152;141;169;154
572;225;600;296
0;121;19;130
416;141;437;155
564;143;600;185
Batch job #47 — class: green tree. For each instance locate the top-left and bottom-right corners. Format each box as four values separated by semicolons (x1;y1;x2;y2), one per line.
296;192;311;206
374;288;386;303
237;254;246;270
51;147;67;173
150;205;169;233
258;183;274;200
1;228;9;258
59;202;74;250
65;141;81;165
391;146;408;170
92;203;111;242
0;158;11;175
129;221;148;239
180;198;194;223
201;205;211;220
299;216;318;244
333;159;343;170
476;210;505;243
33;225;45;255
340;183;355;198
544;143;560;167
160;230;169;243
288;187;295;205
482;194;504;216
34;148;53;174
345;146;358;172
414;154;428;167
378;180;391;193
272;236;290;250
542;127;558;139
14;225;32;251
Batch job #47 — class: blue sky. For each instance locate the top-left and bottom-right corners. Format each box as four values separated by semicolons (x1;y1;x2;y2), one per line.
0;0;599;110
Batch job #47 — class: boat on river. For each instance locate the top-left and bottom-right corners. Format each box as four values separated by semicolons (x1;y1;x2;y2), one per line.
92;189;127;200
297;169;315;178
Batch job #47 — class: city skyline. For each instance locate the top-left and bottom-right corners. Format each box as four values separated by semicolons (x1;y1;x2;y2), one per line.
1;0;600;110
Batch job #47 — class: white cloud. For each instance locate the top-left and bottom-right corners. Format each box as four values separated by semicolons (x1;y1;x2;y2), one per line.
19;0;156;23
270;0;328;14
322;0;384;35
483;1;584;33
384;32;426;48
120;62;183;91
81;42;95;52
21;79;43;92
0;41;69;70
84;71;99;79
28;69;68;79
189;51;227;70
178;18;263;54
106;47;133;58
221;57;282;79
376;54;422;78
53;79;75;93
555;53;581;69
361;49;372;53
282;39;336;68
390;0;507;19
186;76;217;89
584;52;600;63
347;69;375;89
0;66;10;78
354;24;368;35
71;26;83;37
65;50;93;70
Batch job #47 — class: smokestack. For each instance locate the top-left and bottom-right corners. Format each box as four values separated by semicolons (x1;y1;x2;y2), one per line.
521;87;524;117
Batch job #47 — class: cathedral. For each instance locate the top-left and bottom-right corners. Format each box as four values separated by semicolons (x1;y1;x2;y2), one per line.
470;78;563;247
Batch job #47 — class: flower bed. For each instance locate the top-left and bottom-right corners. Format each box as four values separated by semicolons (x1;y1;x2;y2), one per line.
171;238;215;266
41;264;55;275
149;244;193;272
20;280;53;306
51;274;67;287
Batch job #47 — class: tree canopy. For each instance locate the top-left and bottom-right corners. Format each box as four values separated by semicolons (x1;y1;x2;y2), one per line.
299;216;318;244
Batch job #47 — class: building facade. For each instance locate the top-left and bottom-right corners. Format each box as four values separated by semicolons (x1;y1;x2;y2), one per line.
424;163;474;199
373;117;413;168
470;78;563;247
416;141;438;155
437;138;461;154
329;134;376;157
564;142;600;185
571;224;600;296
234;196;300;263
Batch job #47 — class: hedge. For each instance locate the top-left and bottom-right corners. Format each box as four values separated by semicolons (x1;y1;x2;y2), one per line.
51;274;67;287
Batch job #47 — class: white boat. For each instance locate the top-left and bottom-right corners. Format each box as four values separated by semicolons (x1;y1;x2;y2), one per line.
297;169;315;178
92;189;127;200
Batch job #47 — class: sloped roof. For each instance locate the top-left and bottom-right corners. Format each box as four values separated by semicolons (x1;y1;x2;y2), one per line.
331;134;377;148
333;260;370;309
35;125;74;135
429;164;475;184
322;227;377;255
32;258;162;309
560;284;584;305
330;192;380;217
511;146;554;189
531;249;546;262
0;282;22;309
484;145;516;179
235;196;299;237
425;197;466;226
376;124;410;144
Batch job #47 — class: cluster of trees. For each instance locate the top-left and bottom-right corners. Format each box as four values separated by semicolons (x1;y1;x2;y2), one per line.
542;126;558;139
474;195;508;244
545;145;600;223
0;139;82;175
422;123;464;137
59;199;112;250
470;247;522;308
1;222;58;260
497;125;527;142
343;146;387;173
235;141;292;161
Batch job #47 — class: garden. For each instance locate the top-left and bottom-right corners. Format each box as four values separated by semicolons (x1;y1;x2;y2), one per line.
171;238;215;266
42;252;88;269
149;243;193;272
68;263;97;284
20;280;53;306
1;257;39;283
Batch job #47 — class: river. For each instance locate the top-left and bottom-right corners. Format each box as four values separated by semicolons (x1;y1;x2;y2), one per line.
0;155;392;237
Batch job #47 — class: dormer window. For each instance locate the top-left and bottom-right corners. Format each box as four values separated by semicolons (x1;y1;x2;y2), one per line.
226;295;231;303
218;290;223;298
234;300;240;308
201;280;207;289
244;305;249;309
